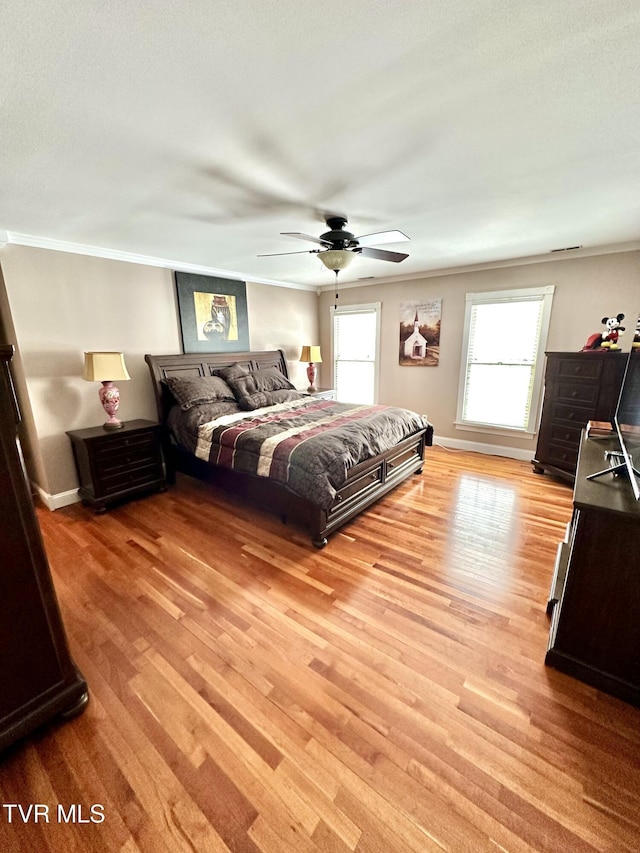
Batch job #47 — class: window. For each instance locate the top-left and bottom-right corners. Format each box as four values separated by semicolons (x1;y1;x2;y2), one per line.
332;303;381;404
456;286;554;434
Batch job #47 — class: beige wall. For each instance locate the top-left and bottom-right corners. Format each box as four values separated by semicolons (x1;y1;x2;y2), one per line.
2;243;638;502
319;250;640;453
0;245;319;501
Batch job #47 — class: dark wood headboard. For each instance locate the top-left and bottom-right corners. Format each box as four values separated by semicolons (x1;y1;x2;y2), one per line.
144;349;289;424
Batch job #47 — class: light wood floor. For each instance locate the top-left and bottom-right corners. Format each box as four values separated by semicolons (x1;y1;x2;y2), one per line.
2;447;639;852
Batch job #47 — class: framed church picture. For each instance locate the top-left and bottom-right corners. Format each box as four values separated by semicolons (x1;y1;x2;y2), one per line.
399;299;441;366
175;273;250;353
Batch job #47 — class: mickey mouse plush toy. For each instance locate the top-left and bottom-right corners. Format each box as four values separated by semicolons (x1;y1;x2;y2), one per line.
633;315;640;349
600;313;625;350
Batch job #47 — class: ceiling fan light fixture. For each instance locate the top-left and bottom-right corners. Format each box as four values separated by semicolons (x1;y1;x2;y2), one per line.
317;249;355;271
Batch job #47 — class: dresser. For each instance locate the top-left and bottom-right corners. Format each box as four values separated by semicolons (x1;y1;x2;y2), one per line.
532;351;627;480
0;346;88;751
67;419;166;512
546;432;640;706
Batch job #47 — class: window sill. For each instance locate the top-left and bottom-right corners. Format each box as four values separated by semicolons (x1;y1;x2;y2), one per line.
454;421;536;439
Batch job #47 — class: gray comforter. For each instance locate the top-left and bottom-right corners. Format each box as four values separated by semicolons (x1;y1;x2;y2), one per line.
169;396;431;510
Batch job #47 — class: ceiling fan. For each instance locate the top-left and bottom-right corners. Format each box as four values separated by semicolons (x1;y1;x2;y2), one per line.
258;215;410;271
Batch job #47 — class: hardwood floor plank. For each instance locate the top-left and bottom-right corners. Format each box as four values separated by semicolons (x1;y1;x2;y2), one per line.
2;448;640;851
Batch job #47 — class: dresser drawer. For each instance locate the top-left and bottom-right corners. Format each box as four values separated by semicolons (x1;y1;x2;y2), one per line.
547;423;583;448
544;442;579;472
555;358;604;381
554;381;600;407
550;402;594;426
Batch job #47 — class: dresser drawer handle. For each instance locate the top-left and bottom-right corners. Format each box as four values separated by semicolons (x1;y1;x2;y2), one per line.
568;412;575;419
574;366;582;374
571;391;578;398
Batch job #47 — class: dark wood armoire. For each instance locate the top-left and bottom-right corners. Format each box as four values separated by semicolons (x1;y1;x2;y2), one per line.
0;345;88;751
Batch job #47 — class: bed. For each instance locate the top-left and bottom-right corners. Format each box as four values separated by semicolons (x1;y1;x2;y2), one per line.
145;349;433;547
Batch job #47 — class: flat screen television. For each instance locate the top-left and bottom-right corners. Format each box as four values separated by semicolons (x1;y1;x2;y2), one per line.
614;350;640;499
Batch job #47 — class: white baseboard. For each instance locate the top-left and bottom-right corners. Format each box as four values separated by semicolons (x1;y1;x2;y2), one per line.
33;482;81;511
433;436;534;462
32;438;531;510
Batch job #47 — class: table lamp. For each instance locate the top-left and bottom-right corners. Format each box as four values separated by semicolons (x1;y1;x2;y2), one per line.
300;345;322;393
83;351;131;430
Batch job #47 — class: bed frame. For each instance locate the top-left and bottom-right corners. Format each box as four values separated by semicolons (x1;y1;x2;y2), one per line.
145;349;429;547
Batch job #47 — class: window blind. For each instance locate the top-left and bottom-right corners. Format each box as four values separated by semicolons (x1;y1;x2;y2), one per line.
333;305;379;404
458;287;553;433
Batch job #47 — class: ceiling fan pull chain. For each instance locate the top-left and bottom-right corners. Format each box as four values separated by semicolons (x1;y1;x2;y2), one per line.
334;270;339;310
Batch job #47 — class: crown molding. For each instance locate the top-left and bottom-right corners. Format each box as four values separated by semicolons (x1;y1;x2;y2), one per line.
5;231;638;295
318;240;640;292
4;232;319;292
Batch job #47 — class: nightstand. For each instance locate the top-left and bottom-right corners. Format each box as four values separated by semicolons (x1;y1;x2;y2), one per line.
301;388;336;401
66;419;166;512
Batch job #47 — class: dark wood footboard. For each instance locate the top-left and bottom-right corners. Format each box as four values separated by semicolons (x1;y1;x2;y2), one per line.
163;427;428;547
308;428;428;546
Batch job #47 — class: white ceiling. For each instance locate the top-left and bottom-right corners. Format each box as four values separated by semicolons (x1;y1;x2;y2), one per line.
2;0;640;289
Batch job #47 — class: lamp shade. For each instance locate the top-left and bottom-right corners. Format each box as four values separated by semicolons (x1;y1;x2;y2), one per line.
300;346;322;364
83;352;131;382
317;250;355;271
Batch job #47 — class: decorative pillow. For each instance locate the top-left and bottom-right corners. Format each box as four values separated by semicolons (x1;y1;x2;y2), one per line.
162;375;236;410
237;388;302;411
214;362;249;384
217;364;297;410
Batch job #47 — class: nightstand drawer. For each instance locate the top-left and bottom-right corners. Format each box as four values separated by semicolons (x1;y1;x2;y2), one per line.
94;431;156;460
95;443;158;476
97;463;164;496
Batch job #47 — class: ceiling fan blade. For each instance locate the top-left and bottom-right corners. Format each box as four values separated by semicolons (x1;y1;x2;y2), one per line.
281;232;331;246
356;229;410;247
358;246;409;263
257;250;316;257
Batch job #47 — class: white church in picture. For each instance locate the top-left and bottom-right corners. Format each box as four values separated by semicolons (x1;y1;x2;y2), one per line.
403;310;429;359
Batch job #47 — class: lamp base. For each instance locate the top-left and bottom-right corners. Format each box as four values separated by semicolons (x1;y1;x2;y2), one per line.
99;381;124;431
306;362;317;393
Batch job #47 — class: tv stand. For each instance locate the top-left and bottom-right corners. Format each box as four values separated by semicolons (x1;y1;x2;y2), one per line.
546;432;640;706
586;448;640;482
